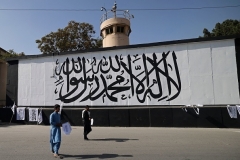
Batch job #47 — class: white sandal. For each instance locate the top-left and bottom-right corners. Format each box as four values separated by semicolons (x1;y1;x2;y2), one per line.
54;154;63;159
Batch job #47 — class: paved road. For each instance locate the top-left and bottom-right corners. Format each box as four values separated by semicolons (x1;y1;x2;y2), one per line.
0;124;240;160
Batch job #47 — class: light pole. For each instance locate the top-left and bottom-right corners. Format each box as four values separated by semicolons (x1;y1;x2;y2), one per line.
111;1;117;18
101;7;107;21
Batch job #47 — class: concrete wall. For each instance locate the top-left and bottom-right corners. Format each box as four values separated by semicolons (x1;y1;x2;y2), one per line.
1;107;240;128
17;39;240;106
6;60;18;106
3;36;240;128
0;61;7;107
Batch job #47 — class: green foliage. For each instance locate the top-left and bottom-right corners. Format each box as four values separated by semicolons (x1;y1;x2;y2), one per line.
201;19;240;38
36;21;102;54
0;49;25;61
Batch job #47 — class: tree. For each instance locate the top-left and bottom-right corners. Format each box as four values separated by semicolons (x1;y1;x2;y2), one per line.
36;21;102;54
0;49;25;61
201;19;240;38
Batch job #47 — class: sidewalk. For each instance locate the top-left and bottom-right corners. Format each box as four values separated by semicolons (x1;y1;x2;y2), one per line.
0;125;240;160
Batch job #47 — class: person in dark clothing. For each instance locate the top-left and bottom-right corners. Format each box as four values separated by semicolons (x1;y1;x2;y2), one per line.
82;105;92;140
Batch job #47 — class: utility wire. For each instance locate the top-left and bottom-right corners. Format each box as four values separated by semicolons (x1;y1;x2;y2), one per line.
0;9;98;11
128;5;240;11
0;5;240;11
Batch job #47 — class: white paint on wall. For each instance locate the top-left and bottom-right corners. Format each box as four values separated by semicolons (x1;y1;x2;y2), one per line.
18;39;240;106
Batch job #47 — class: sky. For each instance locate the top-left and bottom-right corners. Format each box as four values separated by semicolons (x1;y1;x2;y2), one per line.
0;0;240;55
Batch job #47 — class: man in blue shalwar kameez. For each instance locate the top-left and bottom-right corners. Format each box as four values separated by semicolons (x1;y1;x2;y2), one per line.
50;104;63;159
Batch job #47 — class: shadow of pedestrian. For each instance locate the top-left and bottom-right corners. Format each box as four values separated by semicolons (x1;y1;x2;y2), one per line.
61;153;133;159
89;138;138;142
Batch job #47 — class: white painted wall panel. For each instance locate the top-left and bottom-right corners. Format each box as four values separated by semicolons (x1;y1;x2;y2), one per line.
18;61;31;105
187;42;215;104
30;60;45;105
188;42;212;76
211;40;239;104
213;74;240;104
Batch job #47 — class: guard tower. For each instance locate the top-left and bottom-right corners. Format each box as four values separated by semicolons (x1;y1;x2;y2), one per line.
100;2;134;48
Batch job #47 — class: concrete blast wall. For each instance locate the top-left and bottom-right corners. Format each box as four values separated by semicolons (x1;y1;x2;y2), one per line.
0;61;7;107
2;36;240;128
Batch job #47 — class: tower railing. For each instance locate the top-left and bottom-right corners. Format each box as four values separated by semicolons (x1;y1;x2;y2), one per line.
100;10;134;24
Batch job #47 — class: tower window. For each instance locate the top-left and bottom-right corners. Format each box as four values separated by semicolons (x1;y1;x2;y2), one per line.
106;27;113;35
117;26;124;33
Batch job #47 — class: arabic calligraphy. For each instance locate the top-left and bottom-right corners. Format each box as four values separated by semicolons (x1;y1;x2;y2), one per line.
54;51;181;104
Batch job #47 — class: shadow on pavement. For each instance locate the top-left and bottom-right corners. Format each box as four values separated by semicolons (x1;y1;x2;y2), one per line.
61;153;133;159
89;138;138;142
0;123;23;127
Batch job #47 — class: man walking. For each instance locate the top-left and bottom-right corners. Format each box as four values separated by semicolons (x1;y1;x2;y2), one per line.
82;105;92;140
50;104;63;158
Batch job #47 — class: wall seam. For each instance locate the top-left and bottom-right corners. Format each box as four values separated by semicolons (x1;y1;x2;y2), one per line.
234;38;240;99
30;62;32;106
210;45;216;104
186;43;192;104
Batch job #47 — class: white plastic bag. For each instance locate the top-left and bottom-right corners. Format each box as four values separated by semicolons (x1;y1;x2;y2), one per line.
62;122;72;135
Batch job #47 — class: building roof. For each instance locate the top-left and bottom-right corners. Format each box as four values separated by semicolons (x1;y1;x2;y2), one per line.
6;34;240;62
0;47;8;54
